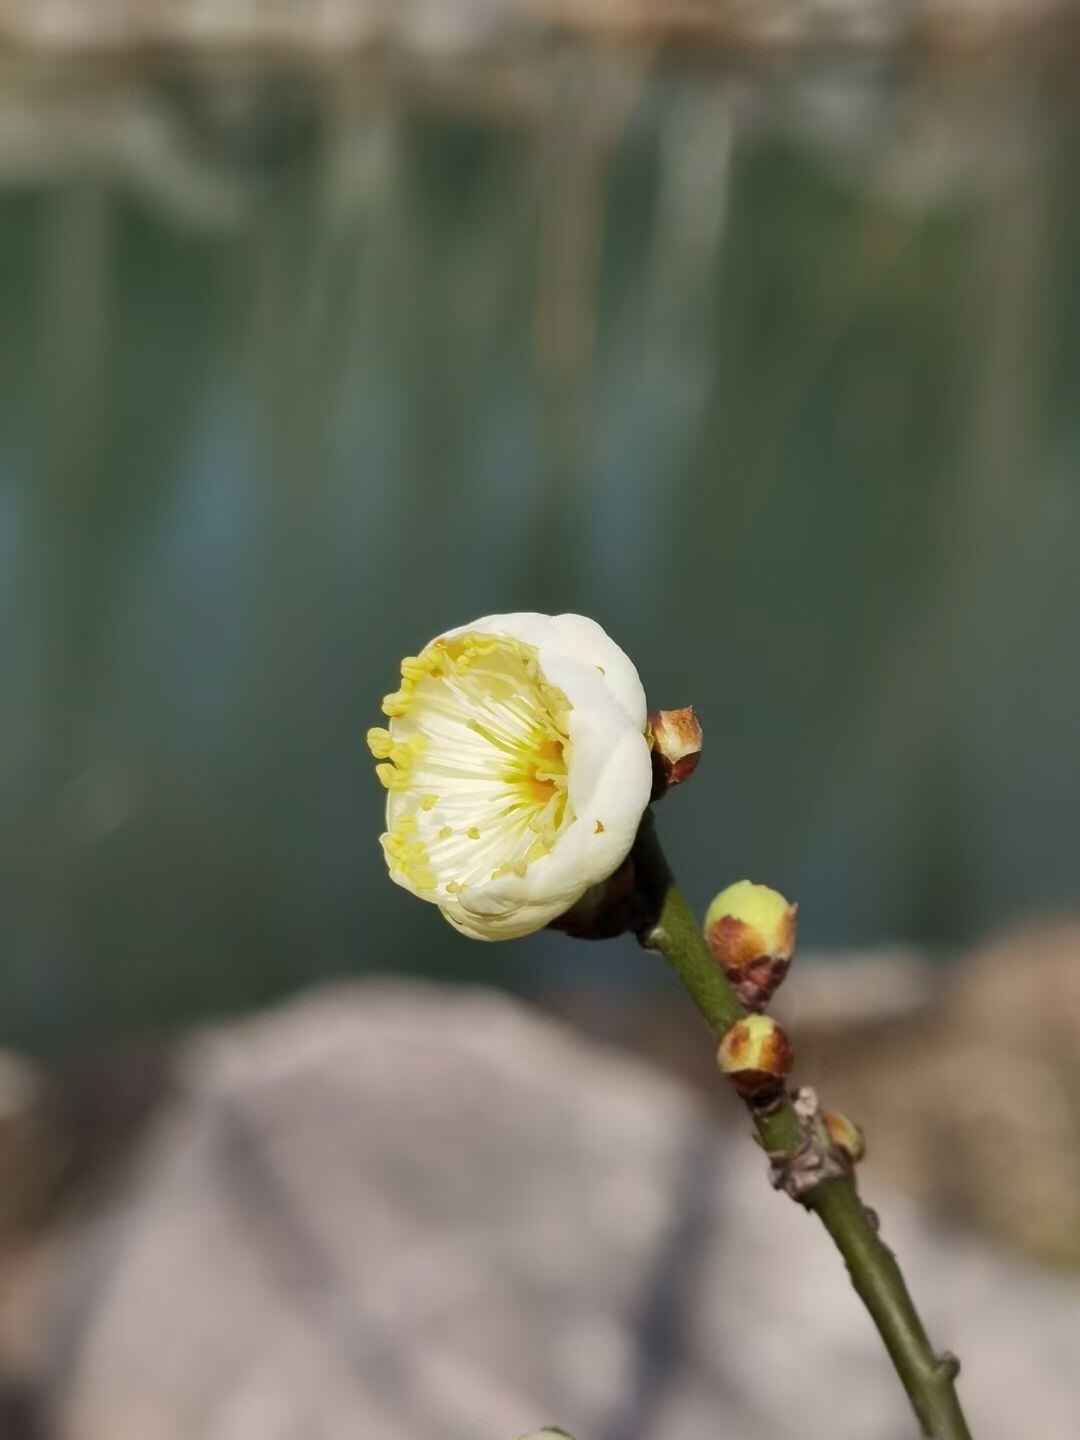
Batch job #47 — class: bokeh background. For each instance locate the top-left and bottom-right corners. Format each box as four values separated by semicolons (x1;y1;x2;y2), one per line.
5;37;1080;1047
2;6;1080;1438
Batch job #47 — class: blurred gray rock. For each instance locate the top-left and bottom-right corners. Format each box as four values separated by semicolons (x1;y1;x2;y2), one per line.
3;983;1079;1439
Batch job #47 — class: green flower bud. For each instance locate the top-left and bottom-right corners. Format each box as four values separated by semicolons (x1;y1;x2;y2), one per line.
705;880;798;1010
716;1014;793;1101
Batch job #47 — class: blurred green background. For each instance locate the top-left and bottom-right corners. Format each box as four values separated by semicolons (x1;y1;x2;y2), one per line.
2;54;1079;1049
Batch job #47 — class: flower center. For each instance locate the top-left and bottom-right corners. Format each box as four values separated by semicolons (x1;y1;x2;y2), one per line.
367;632;575;895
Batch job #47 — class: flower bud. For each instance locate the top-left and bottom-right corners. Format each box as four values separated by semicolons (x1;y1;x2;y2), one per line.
716;1014;793;1100
823;1110;866;1164
705;880;798;1010
648;706;703;797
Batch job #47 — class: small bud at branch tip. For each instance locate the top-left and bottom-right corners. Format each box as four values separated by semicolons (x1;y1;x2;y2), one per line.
648;706;703;798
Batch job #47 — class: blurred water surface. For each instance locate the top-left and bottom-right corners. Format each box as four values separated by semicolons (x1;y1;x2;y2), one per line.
1;55;1078;1047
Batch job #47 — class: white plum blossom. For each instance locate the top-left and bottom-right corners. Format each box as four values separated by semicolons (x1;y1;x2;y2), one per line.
368;612;652;940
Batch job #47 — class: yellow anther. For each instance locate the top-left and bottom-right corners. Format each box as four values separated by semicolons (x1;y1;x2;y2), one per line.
366;727;393;758
438;826;453;840
421;794;438;811
381;690;412;717
467;826;481;840
375;763;396;789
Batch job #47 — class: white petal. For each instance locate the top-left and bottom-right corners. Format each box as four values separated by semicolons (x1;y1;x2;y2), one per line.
445;652;652;940
549;613;648;731
440;611;647;733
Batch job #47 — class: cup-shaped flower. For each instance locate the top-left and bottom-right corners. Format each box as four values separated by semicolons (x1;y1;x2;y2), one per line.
368;613;653;940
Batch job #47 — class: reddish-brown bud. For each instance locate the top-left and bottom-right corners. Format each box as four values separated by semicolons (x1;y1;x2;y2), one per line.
648;707;703;797
823;1110;866;1164
705;880;798;1010
716;1014;793;1100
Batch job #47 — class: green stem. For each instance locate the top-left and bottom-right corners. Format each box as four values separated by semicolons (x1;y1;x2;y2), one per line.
632;816;973;1440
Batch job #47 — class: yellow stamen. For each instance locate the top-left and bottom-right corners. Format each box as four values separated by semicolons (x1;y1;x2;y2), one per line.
372;630;577;897
366;727;393;759
382;690;412;717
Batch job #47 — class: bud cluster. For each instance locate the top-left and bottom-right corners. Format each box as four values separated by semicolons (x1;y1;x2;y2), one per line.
705;878;869;1198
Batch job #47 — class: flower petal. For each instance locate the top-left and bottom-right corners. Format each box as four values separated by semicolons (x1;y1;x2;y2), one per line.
443;652;652;940
444;612;647;732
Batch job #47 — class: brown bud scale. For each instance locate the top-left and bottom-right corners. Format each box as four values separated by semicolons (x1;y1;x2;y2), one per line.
648;706;703;799
707;916;794;1010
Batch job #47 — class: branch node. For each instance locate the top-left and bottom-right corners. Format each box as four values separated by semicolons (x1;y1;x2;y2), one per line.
936;1351;962;1382
793;1084;819;1121
766;1085;850;1203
